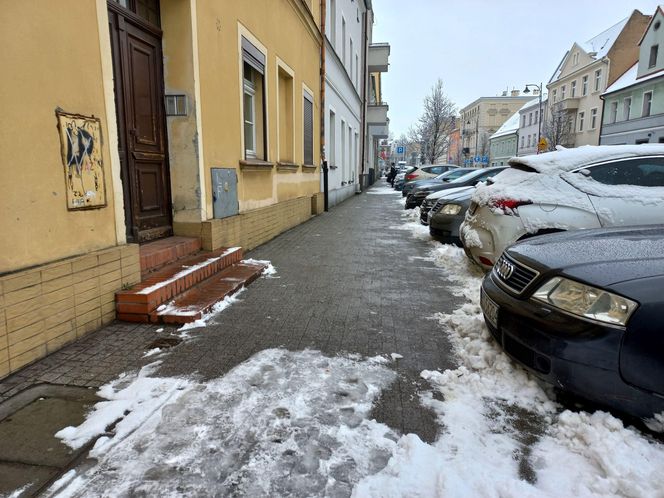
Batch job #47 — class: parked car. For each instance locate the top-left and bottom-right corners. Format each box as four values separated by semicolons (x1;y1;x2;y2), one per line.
403;168;474;197
481;225;664;421
404;164;458;184
428;186;476;244
461;145;664;269
406;167;507;209
393;167;414;191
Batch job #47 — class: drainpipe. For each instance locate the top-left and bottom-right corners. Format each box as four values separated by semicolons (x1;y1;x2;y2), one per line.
320;0;329;211
359;6;368;192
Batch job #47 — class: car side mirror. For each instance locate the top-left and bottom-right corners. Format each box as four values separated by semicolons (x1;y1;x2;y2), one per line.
578;169;591;177
485;177;495;185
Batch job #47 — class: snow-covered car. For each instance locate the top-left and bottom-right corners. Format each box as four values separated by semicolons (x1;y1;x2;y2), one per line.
460;145;664;269
481;225;664;421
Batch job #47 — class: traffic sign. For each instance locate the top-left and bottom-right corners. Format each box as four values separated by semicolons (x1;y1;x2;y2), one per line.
396;146;405;154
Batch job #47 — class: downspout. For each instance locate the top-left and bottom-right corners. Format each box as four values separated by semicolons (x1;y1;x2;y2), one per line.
359;7;368;191
320;0;329;211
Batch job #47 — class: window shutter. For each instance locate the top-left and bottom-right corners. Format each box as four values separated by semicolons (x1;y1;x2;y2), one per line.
242;36;265;74
303;96;314;165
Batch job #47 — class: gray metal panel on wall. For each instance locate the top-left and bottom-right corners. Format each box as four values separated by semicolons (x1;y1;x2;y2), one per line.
211;168;239;219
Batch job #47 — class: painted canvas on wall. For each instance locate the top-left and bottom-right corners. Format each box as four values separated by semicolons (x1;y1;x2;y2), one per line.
56;110;107;210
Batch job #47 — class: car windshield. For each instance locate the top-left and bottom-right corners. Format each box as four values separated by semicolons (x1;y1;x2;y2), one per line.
437;168;472;181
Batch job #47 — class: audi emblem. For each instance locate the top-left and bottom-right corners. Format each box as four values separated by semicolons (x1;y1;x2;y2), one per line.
495;259;514;281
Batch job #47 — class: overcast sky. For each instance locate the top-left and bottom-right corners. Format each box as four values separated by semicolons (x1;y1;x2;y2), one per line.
372;0;663;138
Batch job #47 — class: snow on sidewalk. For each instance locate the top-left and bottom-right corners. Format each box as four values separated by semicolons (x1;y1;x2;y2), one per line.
48;350;400;497
355;243;664;498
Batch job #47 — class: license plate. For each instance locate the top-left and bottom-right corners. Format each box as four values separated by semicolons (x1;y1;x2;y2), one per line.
480;287;499;329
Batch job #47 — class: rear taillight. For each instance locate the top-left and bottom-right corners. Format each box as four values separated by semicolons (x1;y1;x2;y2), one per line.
490;198;532;215
405;173;417;180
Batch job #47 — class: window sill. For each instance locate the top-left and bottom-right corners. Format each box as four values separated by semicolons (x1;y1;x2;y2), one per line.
240;159;274;171
328;165;338;170
277;161;299;172
302;164;317;172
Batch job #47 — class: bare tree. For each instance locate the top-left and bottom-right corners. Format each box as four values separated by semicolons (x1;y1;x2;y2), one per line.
410;79;456;164
542;104;575;150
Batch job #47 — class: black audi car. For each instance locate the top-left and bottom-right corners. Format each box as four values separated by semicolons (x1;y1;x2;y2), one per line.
480;226;664;421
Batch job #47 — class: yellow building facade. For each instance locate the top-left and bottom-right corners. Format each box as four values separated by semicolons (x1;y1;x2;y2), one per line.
0;0;323;378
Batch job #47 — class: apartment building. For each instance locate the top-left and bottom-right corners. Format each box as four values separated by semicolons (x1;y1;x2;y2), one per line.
546;10;651;147
601;6;664;145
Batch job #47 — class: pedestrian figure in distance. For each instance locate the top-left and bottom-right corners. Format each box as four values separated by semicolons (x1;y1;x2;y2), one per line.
388;162;397;187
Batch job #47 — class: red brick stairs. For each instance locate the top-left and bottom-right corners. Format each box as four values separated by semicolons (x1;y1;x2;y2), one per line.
115;237;266;324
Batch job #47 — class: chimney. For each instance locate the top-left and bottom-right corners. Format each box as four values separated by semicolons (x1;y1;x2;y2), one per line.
511;89;520;97
501;90;508;97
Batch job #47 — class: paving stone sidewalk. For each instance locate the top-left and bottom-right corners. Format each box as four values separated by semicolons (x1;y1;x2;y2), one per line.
0;185;459;442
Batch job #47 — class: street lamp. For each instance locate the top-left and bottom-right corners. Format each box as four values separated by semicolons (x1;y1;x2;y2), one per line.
523;83;543;153
466;117;479;165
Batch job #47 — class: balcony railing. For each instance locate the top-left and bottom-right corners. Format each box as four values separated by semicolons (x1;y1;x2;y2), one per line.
368;43;390;73
367;102;389;126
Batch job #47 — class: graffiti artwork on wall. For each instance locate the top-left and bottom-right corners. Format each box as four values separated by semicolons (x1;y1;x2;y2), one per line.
56;109;107;210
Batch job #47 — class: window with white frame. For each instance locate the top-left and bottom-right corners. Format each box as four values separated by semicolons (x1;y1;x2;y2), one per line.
609;101;618;123
571;80;577;98
342;17;346;66
303;91;314;165
623;97;632;120
552;89;557;103
349;38;354;79
340;119;346;180
572;51;579;66
521;114;526;127
330;0;336;47
241;37;266;160
520;136;524;148
243;76;256;158
650;45;659;69
329;110;336;166
578;111;585;131
582;75;588;96
534;110;538;123
643;91;653;117
528;112;532;125
590;108;598;129
594;69;602;92
355;54;359;88
561;85;566;100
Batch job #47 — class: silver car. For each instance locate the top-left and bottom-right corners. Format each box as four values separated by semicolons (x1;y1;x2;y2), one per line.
461;145;664;269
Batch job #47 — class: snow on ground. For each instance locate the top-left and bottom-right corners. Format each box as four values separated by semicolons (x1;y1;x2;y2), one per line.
177;287;247;334
366;185;400;195
32;197;664;498
48;350;399;497
355;231;664;497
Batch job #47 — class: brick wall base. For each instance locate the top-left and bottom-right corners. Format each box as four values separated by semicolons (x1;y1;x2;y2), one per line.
175;196;313;251
311;192;325;215
0;245;141;379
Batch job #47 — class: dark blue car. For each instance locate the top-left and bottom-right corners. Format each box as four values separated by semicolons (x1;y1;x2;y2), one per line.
481;225;664;422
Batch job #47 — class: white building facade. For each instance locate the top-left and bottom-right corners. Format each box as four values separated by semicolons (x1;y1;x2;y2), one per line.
325;0;367;207
517;97;548;156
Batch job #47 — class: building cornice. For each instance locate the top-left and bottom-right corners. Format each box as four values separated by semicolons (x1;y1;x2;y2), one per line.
287;0;323;45
548;57;609;87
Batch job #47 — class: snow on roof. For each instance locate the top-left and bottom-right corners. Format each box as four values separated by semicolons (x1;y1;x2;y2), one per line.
582;17;628;59
490;111;521;140
509;144;664;173
604;63;664;94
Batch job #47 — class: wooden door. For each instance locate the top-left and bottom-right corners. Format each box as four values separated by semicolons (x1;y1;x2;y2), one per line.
108;2;172;242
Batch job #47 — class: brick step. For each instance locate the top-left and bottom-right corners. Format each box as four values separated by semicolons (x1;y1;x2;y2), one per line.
139;236;202;276
147;261;267;324
115;246;243;316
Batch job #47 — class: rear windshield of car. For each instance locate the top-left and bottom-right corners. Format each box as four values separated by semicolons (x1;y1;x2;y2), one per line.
405;167;417;174
508;162;538;173
449;168;505;183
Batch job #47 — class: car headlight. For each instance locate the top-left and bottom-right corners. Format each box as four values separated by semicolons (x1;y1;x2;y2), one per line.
440;204;462;215
532;276;638;326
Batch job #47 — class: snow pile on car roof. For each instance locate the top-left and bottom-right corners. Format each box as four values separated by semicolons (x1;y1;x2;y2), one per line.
510;144;664;173
471;167;593;212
